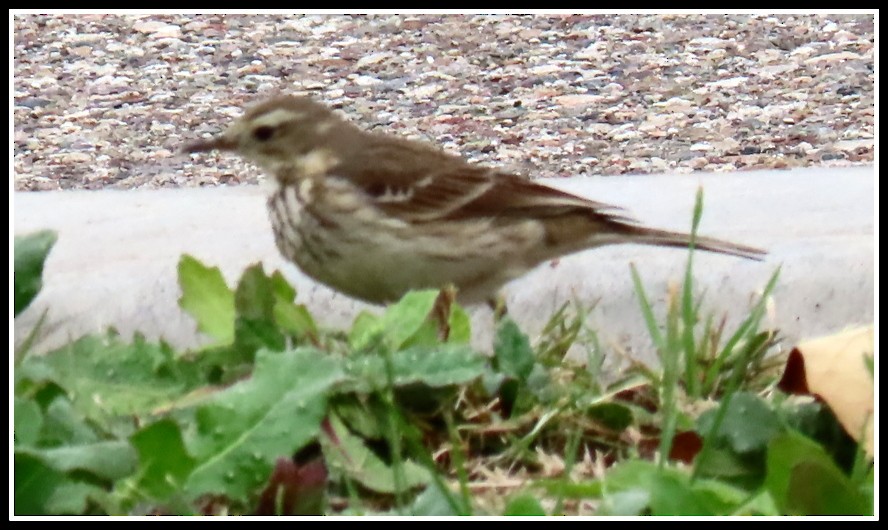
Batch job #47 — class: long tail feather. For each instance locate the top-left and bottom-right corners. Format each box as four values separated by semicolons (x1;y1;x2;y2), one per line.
624;226;766;261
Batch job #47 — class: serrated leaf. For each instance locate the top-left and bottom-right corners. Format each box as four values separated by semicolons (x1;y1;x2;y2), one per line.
14;230;57;316
19;333;203;421
14;397;43;446
234;263;286;353
177;255;235;344
184;349;344;500
766;431;869;515
322;414;429;494
235;264;278;321
129;419;196;501
494;318;536;382
269;270;297;302
234;317;285;356
345;344;485;391
697;392;782;454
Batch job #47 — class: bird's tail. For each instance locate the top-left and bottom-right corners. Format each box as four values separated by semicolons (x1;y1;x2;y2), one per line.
622;226;766;261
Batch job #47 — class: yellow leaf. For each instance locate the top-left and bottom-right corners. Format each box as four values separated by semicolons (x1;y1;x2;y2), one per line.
782;325;874;457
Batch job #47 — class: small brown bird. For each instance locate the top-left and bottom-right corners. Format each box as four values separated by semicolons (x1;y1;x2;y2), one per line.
184;95;764;305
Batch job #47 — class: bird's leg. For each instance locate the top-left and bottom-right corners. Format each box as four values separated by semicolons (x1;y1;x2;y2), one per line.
487;292;509;323
430;284;459;341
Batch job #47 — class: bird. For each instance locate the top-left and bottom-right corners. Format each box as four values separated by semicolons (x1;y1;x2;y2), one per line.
183;95;765;305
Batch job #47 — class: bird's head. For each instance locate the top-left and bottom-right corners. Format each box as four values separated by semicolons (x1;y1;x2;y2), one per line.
183;95;350;175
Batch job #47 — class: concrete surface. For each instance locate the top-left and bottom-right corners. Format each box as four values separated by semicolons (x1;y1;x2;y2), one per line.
13;166;875;364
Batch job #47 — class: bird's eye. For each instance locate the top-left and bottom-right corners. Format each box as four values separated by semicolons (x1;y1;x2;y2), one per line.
252;126;275;141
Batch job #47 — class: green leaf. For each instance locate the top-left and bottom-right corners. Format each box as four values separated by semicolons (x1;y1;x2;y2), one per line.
18;440;137;481
19;333;203;421
14;451;67;515
15;448;114;515
524;363;558;404
350;290;442;351
345;344;485;391
269;269;296;302
860;466;874;515
595;488;650;516
642;469;732;515
776;399;859;468
697;392;783;454
765;430;869;515
401;319;443;349
129;419;196;501
14;397;43;446
14;230;57;316
273;301;318;340
322;414;430;494
333;399;384;439
349;311;382;350
233;263;286;353
380;290;440;349
546;460;754;516
45;481;108;515
39;397;100;446
177;254;235;344
503;493;546;515
586;402;633;432
732;490;780;516
410;482;460;516
233;319;284;358
184;348;344;500
494;318;536;381
447;304;472;344
691;446;762;486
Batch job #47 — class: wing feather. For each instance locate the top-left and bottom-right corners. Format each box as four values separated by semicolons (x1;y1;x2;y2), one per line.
333;132;637;226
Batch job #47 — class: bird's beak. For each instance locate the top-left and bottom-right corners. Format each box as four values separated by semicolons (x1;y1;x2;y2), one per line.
181;135;237;154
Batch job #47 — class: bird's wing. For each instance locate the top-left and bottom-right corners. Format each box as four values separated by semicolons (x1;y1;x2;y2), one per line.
338;135;636;225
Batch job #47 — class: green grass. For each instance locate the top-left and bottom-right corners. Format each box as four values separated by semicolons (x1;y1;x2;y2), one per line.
12;191;874;516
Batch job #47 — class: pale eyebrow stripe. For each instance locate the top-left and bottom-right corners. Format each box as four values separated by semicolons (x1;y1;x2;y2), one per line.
251;109;306;128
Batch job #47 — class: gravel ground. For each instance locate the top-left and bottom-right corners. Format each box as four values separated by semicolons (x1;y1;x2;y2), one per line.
13;14;874;191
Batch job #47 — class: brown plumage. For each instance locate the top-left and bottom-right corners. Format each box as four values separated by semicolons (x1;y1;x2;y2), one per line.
184;95;765;304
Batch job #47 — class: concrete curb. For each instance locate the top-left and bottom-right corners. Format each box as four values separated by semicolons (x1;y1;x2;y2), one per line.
13;166;874;363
